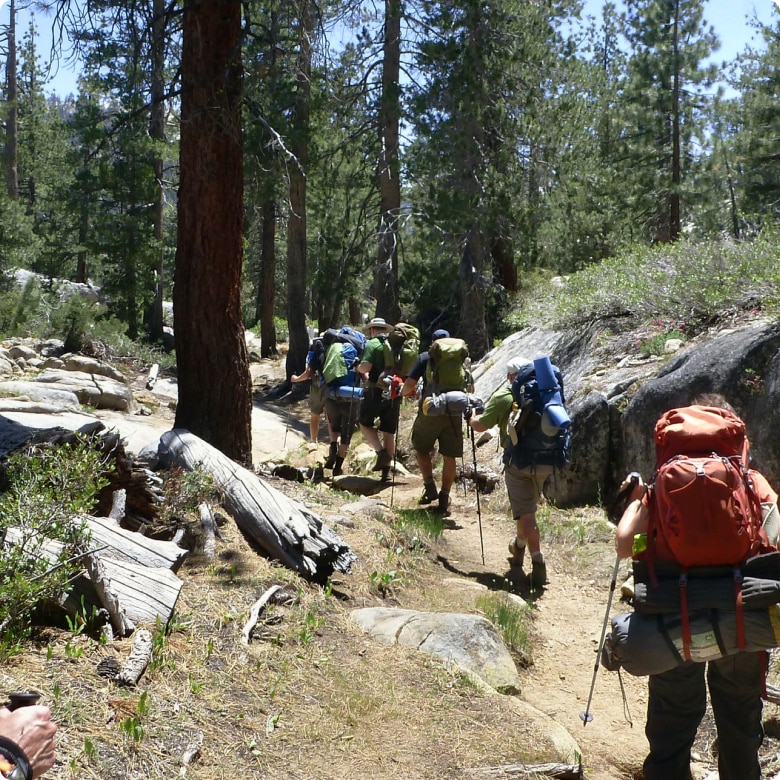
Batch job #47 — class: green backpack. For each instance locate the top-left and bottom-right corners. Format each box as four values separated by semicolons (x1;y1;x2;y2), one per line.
427;337;469;393
382;323;421;379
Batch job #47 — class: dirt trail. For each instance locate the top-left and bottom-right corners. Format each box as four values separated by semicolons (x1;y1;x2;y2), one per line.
358;461;649;778
428;486;650;779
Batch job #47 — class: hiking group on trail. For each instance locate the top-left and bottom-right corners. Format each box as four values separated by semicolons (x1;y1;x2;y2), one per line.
294;319;780;778
292;317;572;581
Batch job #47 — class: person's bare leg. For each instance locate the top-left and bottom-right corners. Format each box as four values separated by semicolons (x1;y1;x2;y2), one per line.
310;413;321;443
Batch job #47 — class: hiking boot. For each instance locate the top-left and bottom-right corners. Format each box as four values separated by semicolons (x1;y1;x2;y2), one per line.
372;449;392;472
333;456;345;477
380;466;392;483
435;491;450;516
420;482;438;505
507;539;526;569
530;559;547;590
324;443;338;469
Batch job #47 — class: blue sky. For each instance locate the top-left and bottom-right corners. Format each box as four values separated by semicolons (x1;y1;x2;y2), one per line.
1;0;778;98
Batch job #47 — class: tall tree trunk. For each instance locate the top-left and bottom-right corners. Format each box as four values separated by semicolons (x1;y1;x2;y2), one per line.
285;0;315;380
174;0;252;465
669;0;681;242
148;0;167;342
459;228;489;361
5;0;18;201
373;0;402;323
259;196;278;358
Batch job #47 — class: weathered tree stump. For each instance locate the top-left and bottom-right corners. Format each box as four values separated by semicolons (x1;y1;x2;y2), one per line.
158;429;357;581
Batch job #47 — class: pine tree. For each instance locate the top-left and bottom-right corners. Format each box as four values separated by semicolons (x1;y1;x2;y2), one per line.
619;0;718;242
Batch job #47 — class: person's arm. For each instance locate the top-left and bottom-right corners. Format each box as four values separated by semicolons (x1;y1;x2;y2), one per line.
401;377;418;398
357;361;372;382
291;365;312;383
614;476;649;559
468;416;488;432
0;706;57;778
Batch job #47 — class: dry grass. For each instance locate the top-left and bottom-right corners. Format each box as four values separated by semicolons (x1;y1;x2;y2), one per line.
1;471;579;780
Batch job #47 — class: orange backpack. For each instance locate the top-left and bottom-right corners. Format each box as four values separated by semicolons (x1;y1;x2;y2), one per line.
645;405;776;661
648;405;769;569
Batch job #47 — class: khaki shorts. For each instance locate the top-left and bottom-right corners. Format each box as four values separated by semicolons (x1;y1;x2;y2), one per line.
411;412;463;458
505;462;553;517
309;382;326;415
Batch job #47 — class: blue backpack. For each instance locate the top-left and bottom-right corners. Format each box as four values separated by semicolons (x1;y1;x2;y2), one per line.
506;356;571;468
321;327;366;389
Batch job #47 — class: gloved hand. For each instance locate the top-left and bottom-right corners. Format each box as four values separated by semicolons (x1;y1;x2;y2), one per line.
741;577;780;608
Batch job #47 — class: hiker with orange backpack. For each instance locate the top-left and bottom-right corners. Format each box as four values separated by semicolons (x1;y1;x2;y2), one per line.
614;395;779;780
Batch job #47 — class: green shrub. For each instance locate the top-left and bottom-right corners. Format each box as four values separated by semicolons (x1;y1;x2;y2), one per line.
0;435;108;650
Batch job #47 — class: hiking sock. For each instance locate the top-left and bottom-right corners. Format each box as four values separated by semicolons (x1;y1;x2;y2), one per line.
324;442;338;469
508;538;526;568
333;456;345;477
420;478;438;504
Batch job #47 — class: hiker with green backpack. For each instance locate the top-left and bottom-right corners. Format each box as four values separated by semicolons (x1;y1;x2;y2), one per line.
401;329;472;515
357;318;420;482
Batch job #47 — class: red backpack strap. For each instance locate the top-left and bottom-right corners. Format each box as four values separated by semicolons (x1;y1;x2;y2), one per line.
644;484;659;588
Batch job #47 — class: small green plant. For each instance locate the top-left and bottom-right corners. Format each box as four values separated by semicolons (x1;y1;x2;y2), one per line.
0;435;107;653
741;367;765;396
393;508;445;541
297;609;324;646
477;592;533;666
121;716;145;742
369;569;402;597
638;327;686;358
83;736;98;763
64;641;84;661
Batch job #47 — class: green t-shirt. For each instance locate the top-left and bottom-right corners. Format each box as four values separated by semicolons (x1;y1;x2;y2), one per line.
478;385;514;448
362;337;386;384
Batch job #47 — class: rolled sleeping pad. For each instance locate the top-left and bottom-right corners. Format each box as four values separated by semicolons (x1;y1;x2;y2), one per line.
327;385;364;401
422;391;483;417
532;356;570;431
633;576;780;614
602;605;780;677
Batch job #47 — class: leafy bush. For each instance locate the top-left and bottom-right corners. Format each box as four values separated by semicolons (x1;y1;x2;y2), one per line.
513;233;780;335
0;436;108;652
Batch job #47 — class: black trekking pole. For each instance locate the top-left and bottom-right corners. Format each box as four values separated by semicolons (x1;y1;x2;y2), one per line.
469;422;485;565
580;472;640;726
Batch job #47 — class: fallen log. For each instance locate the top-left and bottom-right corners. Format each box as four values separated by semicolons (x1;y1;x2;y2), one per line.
467;762;583;779
116;628;153;686
4;515;186;629
158;429;357;581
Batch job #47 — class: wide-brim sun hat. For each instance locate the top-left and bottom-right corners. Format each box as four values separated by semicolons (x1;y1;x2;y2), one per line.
364;317;392;333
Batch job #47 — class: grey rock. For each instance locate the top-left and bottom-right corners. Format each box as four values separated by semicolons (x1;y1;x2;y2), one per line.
350;606;521;694
35;368;136;412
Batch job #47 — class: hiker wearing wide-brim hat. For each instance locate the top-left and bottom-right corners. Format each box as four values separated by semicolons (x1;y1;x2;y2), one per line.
358;317;398;480
363;317;392;335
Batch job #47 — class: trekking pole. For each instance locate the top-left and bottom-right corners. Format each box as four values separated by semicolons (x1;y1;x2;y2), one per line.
580;472;640;726
469;422;485;565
